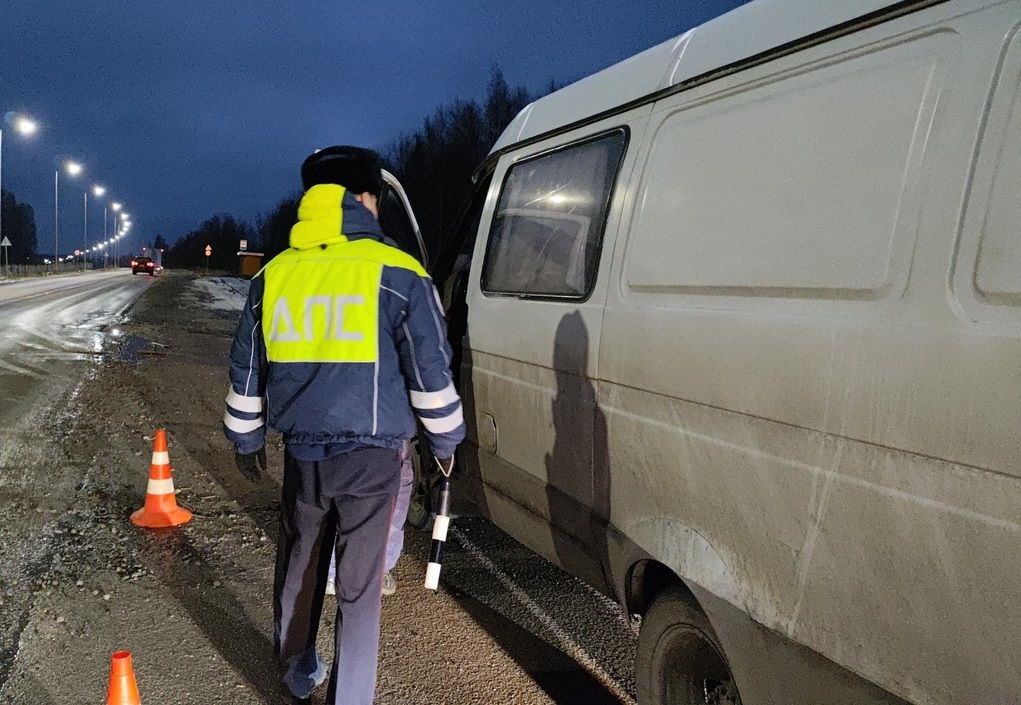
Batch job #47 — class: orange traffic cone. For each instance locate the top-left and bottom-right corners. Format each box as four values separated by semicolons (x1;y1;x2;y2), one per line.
106;650;141;705
130;429;192;528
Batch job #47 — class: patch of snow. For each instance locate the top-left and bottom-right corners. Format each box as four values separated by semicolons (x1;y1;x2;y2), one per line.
190;277;249;312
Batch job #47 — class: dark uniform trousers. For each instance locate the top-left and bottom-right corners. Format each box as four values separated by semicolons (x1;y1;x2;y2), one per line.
275;446;400;705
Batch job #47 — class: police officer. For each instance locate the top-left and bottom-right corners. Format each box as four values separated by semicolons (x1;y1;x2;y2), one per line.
223;146;464;705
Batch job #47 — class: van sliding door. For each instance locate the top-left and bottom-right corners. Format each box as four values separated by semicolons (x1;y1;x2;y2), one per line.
463;108;648;589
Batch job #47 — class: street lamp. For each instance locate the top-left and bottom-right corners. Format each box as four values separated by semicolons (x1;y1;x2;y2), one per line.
90;185;107;269
55;159;83;272
110;203;123;266
0;113;39;275
13;116;37;137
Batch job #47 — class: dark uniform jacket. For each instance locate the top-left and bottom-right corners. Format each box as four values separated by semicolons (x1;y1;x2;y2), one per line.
223;184;465;460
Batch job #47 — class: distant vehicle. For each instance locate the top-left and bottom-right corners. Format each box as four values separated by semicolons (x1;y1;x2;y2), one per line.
141;246;163;270
131;257;156;275
423;1;1021;704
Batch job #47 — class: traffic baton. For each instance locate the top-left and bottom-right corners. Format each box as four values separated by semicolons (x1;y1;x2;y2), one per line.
424;457;454;591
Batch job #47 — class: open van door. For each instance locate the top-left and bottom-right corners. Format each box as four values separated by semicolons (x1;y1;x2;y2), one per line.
376;169;451;528
378;169;429;269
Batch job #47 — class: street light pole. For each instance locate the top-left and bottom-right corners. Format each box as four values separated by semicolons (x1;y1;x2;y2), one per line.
53;170;58;273
55;160;83;272
111;202;121;269
83;191;88;272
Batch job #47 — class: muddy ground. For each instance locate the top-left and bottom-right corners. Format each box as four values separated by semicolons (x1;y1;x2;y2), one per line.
0;271;635;704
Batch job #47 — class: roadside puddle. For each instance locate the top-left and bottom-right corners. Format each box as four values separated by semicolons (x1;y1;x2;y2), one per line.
111;334;169;363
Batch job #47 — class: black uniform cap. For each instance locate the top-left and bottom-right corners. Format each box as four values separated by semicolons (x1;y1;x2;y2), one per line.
301;146;383;195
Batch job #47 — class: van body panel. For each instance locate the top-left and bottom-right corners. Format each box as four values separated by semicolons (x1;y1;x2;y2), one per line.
597;381;1019;703
627;33;948;296
687;583;913;705
491;34;690;153
952;19;1021;326
490;0;948;155
594;3;1019;703
463;1;1021;703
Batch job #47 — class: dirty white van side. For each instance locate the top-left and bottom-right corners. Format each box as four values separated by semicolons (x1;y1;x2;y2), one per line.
448;1;1021;703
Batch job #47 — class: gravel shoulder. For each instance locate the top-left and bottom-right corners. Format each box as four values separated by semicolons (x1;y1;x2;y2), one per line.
0;271;635;704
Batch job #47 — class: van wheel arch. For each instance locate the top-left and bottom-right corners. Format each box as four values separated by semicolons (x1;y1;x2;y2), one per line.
627;558;699;617
628;560;742;705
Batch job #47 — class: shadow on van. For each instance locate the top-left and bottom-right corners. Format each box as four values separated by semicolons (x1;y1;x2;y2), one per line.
545;312;612;595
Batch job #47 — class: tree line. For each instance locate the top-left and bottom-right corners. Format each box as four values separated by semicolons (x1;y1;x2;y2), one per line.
0;189;38;263
167;69;538;269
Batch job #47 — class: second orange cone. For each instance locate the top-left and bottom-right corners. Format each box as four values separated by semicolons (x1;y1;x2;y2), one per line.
106;651;141;705
130;429;192;528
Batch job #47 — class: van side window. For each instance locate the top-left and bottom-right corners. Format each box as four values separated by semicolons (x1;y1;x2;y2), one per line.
481;130;627;298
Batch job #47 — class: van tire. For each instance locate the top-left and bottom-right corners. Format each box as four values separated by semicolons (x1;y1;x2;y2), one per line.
637;587;741;705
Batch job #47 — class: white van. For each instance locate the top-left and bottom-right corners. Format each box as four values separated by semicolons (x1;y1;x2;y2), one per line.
430;1;1021;703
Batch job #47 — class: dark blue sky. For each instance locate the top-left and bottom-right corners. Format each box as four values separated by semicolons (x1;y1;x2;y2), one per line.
1;0;746;254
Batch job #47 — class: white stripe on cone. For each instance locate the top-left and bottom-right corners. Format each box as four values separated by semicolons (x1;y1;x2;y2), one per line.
151;451;170;466
146;478;175;496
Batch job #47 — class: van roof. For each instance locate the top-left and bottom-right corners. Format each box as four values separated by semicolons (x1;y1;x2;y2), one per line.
490;0;910;154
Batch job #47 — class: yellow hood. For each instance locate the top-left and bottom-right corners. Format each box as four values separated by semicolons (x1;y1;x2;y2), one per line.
289;184;349;250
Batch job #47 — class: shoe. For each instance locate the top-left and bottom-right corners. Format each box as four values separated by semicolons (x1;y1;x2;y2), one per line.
280;692;311;705
325;580;336;596
382;571;397;596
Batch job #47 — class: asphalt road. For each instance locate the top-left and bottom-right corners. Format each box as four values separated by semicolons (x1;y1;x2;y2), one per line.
0;270;152;421
0;271;636;704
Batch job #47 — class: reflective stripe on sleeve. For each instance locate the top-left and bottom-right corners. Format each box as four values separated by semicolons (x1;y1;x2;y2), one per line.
226;388;264;413
409;383;459;411
418;404;464;434
147;478;175;496
223;412;265;434
151;451;170;466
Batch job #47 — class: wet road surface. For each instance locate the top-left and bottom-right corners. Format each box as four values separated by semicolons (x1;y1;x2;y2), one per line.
0;272;636;704
0;270;152;421
0;270;152;691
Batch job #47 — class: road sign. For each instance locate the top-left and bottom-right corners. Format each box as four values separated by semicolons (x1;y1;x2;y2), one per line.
0;237;10;274
239;239;248;251
204;244;212;257
0;237;11;247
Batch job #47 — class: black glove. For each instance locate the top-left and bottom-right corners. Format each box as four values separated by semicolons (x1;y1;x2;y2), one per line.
235;447;267;482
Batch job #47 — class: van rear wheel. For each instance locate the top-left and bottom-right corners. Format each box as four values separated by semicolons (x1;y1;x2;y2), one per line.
637;587;742;705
